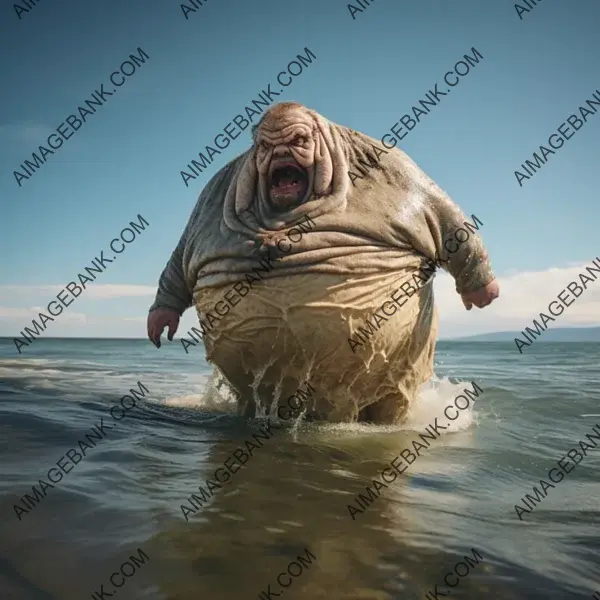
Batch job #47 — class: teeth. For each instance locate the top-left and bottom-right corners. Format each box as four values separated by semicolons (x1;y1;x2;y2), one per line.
269;164;305;194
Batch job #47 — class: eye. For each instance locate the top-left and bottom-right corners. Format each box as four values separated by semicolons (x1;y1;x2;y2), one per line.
259;140;270;151
293;135;307;146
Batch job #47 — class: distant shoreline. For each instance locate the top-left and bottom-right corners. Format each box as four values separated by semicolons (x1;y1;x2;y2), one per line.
445;326;600;343
1;326;600;343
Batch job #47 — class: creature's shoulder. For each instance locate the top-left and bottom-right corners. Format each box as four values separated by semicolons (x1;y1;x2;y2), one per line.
336;124;420;188
199;151;250;200
185;151;252;233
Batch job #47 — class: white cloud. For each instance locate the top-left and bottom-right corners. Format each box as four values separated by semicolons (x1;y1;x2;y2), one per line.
0;124;56;146
0;307;35;319
0;284;155;338
1;264;599;339
435;262;600;338
0;305;87;326
0;284;155;300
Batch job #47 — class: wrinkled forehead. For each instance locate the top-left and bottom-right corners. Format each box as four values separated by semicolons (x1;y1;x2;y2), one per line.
257;107;315;142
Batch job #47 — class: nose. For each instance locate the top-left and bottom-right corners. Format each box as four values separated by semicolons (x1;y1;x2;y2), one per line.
272;144;291;158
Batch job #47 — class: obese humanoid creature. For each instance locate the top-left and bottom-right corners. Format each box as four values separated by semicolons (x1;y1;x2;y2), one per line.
147;102;499;423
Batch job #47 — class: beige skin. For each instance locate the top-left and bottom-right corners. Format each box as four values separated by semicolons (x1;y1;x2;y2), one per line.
147;284;499;348
147;102;499;423
255;103;333;208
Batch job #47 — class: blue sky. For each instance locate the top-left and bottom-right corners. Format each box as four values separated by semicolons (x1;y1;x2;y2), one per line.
2;0;600;341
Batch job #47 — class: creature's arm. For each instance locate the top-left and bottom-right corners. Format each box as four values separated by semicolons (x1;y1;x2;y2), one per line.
149;158;244;316
148;229;193;316
397;162;494;295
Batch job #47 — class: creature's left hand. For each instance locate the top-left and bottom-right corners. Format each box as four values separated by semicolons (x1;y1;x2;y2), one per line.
461;279;500;311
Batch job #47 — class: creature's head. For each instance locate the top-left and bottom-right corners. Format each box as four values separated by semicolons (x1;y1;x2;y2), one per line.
223;103;351;238
251;102;331;213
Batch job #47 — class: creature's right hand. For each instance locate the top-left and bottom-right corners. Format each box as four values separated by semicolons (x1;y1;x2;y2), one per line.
147;307;180;348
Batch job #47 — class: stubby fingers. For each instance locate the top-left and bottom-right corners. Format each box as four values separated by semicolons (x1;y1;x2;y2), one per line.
147;315;157;345
461;296;473;311
166;316;180;341
148;311;167;347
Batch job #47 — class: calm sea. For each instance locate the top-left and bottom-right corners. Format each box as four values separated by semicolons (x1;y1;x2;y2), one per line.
1;337;599;600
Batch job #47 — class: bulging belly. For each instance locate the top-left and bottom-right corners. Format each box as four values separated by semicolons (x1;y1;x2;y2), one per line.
193;270;437;419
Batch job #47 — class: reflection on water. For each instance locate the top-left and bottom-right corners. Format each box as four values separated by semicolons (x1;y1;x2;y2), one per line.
2;341;600;599
135;376;550;599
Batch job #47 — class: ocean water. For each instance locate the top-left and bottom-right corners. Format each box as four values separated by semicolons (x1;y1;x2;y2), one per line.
1;337;599;600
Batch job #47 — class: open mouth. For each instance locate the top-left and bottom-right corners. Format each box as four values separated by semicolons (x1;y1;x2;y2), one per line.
268;161;309;208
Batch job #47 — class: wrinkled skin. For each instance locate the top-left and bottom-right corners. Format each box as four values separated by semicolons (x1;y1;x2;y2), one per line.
147;102;499;424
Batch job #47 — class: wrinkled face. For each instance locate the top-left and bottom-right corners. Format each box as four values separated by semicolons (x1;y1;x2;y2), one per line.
255;107;316;213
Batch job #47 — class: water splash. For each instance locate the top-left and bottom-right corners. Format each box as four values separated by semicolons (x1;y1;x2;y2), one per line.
163;368;237;412
163;369;477;436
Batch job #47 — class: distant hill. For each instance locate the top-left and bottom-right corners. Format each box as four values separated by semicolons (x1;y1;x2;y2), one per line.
447;326;600;342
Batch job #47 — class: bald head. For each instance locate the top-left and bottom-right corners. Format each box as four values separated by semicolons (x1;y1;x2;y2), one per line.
251;102;314;140
253;102;322;213
229;102;349;230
